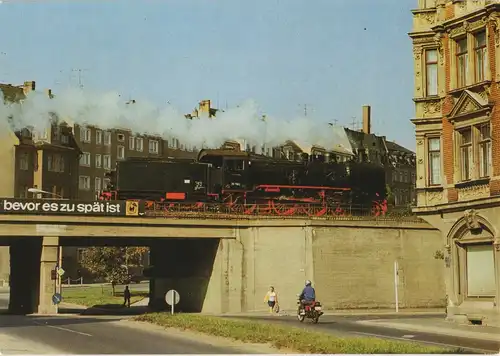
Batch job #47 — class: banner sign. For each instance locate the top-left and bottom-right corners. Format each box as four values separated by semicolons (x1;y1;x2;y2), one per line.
0;198;130;216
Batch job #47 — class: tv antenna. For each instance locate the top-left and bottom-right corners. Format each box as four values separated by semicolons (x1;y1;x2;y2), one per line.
71;68;88;89
349;116;359;130
299;104;313;117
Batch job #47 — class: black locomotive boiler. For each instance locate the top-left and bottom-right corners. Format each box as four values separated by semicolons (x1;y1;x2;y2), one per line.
101;149;386;213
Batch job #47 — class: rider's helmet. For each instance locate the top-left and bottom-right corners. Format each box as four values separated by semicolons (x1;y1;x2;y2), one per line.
305;280;312;286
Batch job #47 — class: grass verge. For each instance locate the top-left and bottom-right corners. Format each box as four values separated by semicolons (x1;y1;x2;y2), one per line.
134;313;463;354
62;285;147;308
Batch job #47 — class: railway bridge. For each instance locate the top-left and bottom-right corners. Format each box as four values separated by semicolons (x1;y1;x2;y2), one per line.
0;198;446;315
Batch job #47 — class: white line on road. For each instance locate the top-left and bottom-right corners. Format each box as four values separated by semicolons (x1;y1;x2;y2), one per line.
402;334;415;338
351;331;495;354
33;321;92;337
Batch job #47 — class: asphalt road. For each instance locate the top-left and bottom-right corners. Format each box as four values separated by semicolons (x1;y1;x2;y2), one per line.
0;290;253;354
224;315;500;354
0;314;254;354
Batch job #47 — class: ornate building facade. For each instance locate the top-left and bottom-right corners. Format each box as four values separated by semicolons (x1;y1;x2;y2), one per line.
410;0;500;326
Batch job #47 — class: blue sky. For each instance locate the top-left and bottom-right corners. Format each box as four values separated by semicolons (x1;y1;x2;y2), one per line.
0;0;416;149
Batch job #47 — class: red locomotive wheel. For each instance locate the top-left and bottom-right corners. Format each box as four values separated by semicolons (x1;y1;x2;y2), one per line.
271;201;297;216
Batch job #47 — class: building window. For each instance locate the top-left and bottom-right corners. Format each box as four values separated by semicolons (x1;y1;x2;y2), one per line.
148;140;159;154
136;138;144;152
428;138;441;185
456;37;468;88
95;154;102;168
78;176;90;190
95;177;102;192
61;135;69;144
104;131;111;146
19;153;29;170
96;130;102;145
80;127;91;143
466;244;496;297
48;153;65;172
479;123;491;178
459;128;472;181
117;145;125;160
474;31;487;83
79;152;91;167
425;49;438;96
117;133;125;142
103;155;111;170
129;136;135;150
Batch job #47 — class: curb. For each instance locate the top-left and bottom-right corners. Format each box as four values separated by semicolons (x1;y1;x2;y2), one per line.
356;320;500;342
220;310;445;317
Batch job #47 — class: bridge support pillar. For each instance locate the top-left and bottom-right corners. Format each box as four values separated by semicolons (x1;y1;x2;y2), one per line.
37;236;59;315
9;237;42;314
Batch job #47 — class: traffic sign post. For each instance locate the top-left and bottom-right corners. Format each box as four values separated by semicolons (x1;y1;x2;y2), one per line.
52;293;62;305
165;289;180;315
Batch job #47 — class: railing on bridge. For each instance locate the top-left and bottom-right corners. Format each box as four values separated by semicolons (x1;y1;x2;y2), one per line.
0;197;421;222
142;201;422;222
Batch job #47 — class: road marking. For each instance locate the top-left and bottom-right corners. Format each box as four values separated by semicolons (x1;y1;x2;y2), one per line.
33;321;92;337
351;331;495;354
402;334;415;338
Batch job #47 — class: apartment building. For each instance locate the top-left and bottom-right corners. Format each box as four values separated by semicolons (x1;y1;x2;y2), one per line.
0;80;81;284
73;124;166;200
0;81;81;200
410;0;500;326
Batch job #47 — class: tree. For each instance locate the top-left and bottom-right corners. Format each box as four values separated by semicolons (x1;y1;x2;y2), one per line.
79;246;148;295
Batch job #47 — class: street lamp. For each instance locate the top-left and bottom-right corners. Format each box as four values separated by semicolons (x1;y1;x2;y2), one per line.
27;188;63;199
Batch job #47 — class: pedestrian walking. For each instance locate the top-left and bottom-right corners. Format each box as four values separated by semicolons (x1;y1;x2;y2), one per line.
123;285;131;308
264;286;279;314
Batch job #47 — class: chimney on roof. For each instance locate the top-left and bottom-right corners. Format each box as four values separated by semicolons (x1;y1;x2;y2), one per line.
23;81;35;95
199;100;211;115
362;105;371;135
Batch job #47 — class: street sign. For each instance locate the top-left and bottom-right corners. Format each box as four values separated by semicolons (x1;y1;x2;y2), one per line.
165;289;180;315
165;289;180;305
52;293;62;305
57;267;65;277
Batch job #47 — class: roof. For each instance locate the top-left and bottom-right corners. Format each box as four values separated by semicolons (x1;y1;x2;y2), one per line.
344;128;386;152
385;140;414;154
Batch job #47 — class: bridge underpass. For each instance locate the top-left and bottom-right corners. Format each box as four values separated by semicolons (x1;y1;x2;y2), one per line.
0;214;237;315
60;237;221;313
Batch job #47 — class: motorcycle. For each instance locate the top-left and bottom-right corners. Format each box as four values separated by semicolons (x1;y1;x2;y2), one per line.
296;295;323;323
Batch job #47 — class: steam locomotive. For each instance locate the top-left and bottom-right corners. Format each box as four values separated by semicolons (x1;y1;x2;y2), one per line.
100;149;387;213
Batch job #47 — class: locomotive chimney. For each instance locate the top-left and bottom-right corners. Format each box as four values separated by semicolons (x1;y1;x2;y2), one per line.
199;100;211;116
23;80;36;95
362;105;371;135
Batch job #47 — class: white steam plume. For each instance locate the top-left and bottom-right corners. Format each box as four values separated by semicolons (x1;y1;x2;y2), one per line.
0;87;353;154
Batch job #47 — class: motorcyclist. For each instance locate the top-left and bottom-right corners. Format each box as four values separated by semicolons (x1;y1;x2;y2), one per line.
299;280;316;310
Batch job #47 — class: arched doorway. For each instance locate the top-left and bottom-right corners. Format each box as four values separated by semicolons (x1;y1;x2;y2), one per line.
445;209;499;325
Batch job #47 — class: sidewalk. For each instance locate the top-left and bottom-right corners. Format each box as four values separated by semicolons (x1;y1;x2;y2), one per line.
356;317;500;342
221;307;445;317
57;298;151;316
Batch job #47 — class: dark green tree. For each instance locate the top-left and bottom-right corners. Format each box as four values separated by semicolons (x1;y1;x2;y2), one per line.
79;246;147;295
